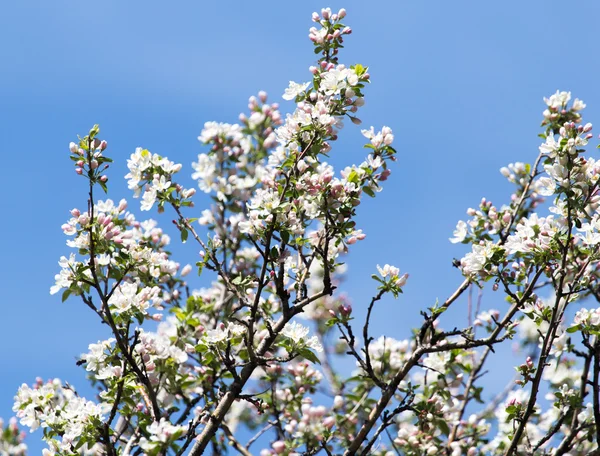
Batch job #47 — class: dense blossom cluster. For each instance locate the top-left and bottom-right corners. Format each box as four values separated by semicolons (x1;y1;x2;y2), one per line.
6;7;600;456
0;417;27;455
126;149;195;212
13;379;105;454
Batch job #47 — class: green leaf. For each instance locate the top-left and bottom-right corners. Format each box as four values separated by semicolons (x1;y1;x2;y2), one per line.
363;186;375;198
61;289;72;303
89;124;100;139
353;64;365;76
437;419;450;436
346;170;359;184
299;348;321;364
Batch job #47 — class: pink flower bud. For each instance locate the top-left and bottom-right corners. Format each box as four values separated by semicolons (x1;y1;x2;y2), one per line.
100;140;108;150
272;441;286;454
70;208;80;217
323;416;336;429
182;188;196;198
339;303;352;316
333;395;344;409
181;264;192;277
69;142;78;153
338;8;346;18
100;175;108;182
395;273;409;287
75;168;83;175
379;169;391;181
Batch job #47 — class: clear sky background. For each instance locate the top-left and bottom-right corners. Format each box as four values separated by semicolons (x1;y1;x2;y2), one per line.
2;1;600;453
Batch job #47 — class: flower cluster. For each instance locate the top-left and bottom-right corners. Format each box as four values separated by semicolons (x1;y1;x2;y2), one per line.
13;379;104;454
570;306;600;334
69;125;111;191
138;418;186;454
126;148;194;211
281;321;323;353
372;263;408;297
14;7;600;456
0;417;27;456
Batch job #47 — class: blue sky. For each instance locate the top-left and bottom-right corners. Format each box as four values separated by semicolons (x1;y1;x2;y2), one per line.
2;1;600;453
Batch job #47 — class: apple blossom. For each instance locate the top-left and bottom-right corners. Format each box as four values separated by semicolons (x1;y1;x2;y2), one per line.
9;8;600;456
